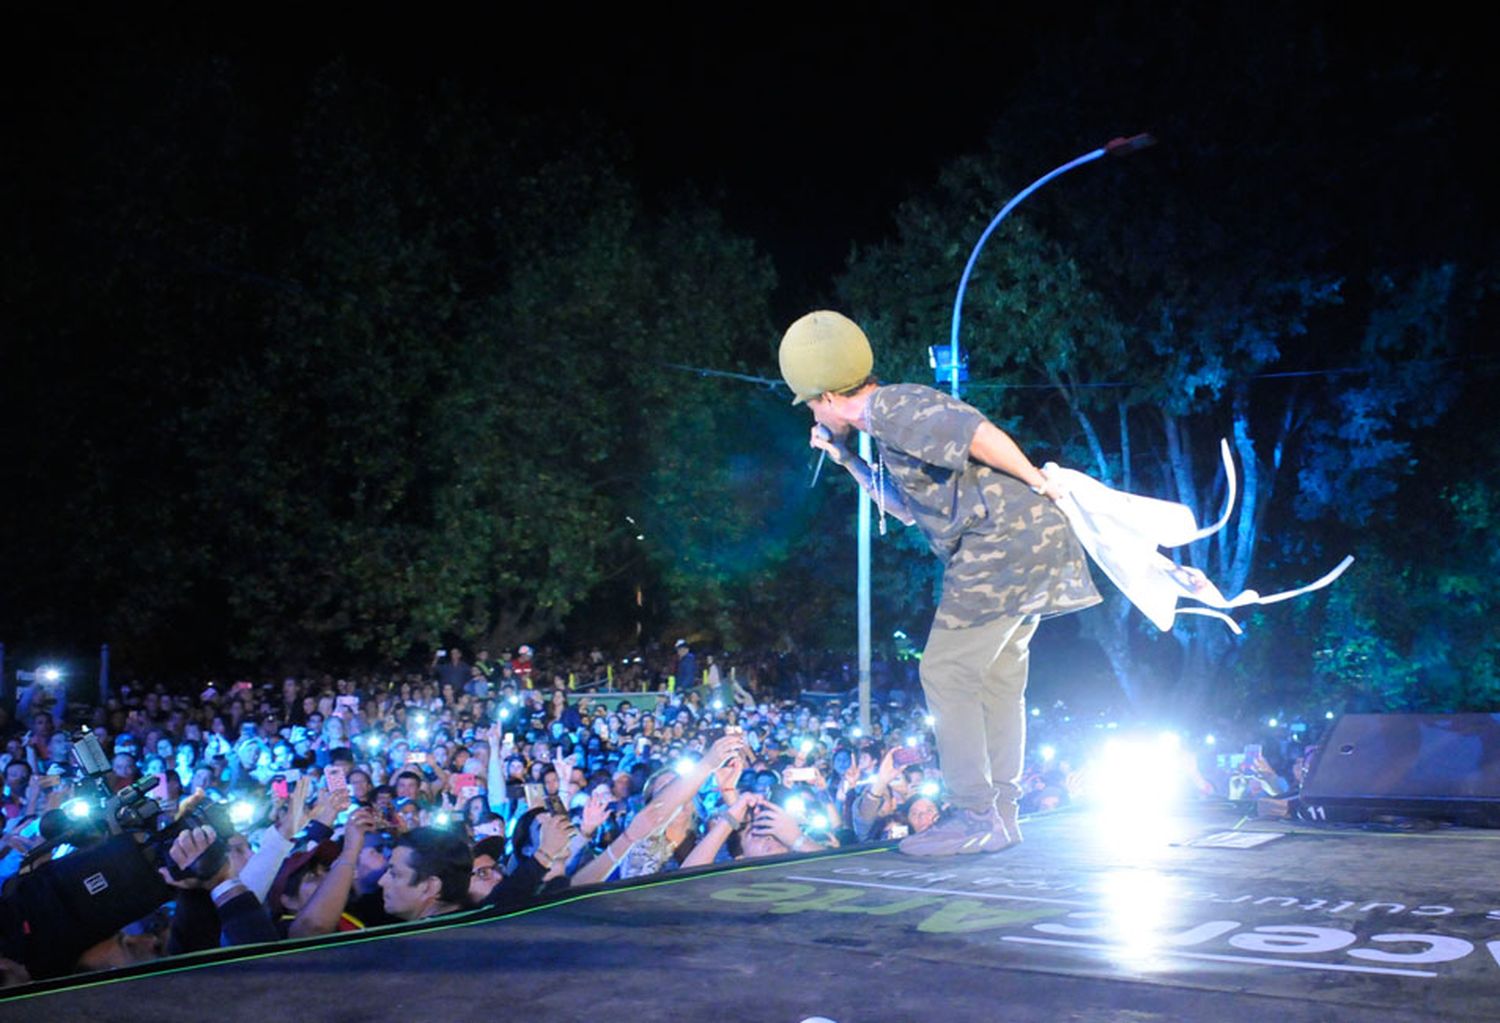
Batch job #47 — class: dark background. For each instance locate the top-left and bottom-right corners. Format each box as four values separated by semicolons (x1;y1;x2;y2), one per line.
2;5;1495;717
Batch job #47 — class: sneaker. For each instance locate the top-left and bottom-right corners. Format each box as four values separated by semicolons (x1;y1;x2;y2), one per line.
987;804;1023;852
898;808;996;857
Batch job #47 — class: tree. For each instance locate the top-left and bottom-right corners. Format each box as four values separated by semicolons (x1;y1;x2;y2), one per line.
833;7;1490;715
1;55;785;673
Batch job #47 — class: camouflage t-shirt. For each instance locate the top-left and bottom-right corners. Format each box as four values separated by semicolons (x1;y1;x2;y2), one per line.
866;384;1101;629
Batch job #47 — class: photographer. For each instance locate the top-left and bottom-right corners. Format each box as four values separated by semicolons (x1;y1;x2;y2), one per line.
160;823;278;955
851;746;906;841
286;807;397;937
684;789;832;865
572;732;748;886
480;810;575;911
1228;752;1288;801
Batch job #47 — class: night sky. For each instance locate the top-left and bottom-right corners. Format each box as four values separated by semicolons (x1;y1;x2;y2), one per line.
9;7;1492;314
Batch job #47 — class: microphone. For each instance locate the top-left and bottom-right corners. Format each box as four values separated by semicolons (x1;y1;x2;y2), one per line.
1104;133;1156;158
808;426;832;488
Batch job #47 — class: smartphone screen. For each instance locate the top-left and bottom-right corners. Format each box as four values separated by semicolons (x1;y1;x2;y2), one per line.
325;765;348;793
272;778;290;800
893;745;930;768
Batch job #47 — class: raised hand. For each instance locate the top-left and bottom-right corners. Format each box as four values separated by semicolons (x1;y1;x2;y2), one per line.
706;732;749;770
581;790;612;837
749;801;804;847
536;813;575;863
726;791;760;827
623;799;675;843
714;749;745;793
310;786;351;828
277;775;315;839
343;806;383;846
159;825;231;889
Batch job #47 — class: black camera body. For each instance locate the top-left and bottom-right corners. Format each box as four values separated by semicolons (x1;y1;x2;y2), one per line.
0;732;236;979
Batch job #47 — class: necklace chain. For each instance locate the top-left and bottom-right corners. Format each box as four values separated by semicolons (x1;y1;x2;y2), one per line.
860;395;888;537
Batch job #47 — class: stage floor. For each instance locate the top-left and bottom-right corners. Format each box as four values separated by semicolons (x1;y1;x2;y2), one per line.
11;803;1500;1021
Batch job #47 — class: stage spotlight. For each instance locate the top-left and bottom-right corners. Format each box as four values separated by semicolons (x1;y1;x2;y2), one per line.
1267;717;1279;728
1039;745;1056;763
1204;734;1216;746
1080;734;1194;853
1325;711;1335;720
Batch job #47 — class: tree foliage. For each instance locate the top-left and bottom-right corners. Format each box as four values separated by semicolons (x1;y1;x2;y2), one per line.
1;58;784;672
832;7;1494;714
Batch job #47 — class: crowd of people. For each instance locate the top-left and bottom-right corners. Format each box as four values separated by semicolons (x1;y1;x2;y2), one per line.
0;641;1315;987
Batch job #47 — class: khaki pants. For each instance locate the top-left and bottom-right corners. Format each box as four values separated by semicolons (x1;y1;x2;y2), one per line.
919;613;1039;815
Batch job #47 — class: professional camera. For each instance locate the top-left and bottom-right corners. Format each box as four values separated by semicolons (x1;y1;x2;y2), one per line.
0;729;234;980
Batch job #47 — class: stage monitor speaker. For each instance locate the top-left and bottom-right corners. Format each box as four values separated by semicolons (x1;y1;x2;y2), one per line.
1299;713;1500;826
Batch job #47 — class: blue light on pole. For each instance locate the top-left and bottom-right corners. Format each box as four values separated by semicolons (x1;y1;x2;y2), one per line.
928;344;969;387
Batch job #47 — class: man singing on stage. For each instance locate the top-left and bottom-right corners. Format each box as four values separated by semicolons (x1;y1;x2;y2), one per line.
780;310;1100;857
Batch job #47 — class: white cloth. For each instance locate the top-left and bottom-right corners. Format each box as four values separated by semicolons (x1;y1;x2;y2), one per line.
238;825;293;902
1044;440;1352;634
